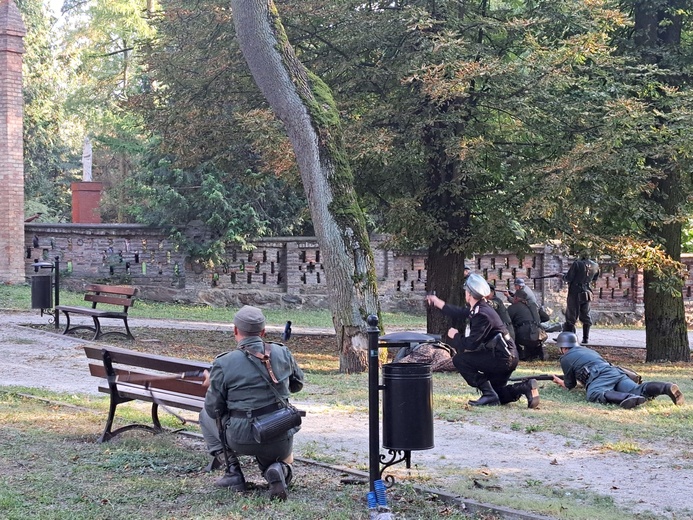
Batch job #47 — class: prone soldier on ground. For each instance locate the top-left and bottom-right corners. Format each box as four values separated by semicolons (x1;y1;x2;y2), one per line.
551;332;684;409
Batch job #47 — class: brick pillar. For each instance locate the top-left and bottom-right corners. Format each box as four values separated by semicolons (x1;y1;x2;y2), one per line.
71;182;104;223
0;1;26;283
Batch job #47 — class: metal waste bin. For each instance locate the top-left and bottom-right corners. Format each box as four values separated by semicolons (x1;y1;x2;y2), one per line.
382;362;434;451
31;274;53;309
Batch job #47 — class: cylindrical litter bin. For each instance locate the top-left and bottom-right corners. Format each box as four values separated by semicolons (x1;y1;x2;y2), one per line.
382;362;434;451
31;274;53;309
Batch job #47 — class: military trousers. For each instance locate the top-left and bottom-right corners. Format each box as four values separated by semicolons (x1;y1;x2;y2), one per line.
199;408;294;472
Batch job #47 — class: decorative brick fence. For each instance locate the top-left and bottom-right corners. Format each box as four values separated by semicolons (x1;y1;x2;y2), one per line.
24;223;693;325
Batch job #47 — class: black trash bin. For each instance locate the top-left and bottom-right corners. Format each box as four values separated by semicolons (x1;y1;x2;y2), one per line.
382;362;434;451
31;274;53;309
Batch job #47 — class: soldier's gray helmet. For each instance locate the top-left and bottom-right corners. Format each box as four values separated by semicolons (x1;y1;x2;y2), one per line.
464;273;491;299
556;332;579;349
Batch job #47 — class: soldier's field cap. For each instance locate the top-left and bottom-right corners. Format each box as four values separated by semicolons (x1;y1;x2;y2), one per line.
464;273;491;299
514;278;526;287
233;305;266;334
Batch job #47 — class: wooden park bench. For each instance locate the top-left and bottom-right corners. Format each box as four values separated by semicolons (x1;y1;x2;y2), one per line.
83;345;211;443
56;284;137;341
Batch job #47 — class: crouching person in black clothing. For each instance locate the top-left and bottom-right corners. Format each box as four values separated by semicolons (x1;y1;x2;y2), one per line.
426;274;540;409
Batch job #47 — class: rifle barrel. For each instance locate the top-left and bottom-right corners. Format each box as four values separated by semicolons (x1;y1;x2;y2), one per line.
509;374;559;381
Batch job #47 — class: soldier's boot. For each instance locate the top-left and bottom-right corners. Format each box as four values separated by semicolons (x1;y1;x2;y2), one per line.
469;381;500;406
214;451;247;491
265;461;290;501
525;343;545;361
581;325;591;345
510;379;540;409
603;391;646;409
642;382;684;405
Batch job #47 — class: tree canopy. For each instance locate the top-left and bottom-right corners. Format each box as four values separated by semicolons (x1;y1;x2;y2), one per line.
17;0;693;361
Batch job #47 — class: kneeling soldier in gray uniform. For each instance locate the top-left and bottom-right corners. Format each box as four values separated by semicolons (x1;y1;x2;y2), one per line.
552;332;684;409
199;305;305;500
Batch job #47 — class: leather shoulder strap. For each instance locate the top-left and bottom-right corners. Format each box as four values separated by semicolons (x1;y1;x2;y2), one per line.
241;343;279;384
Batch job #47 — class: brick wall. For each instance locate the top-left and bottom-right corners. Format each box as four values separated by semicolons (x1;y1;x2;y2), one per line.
25;223;693;324
0;1;26;283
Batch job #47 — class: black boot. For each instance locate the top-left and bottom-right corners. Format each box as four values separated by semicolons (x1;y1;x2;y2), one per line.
469;381;500;406
265;461;290;500
524;342;545;362
642;382;684;405
603;391;646;409
214;452;247;491
510;379;540;409
581;325;591;345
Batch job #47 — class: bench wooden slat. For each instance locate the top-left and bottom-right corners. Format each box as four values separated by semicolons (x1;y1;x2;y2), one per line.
84;345;210;374
55;306;127;318
86;284;137;296
84;345;212;442
84;294;135;307
87;363;208;398
96;382;205;412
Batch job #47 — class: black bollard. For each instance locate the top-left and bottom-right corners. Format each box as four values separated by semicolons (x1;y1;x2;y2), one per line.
366;314;380;491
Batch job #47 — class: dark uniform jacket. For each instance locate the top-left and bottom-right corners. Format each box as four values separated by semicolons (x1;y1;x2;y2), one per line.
205;336;304;444
507;300;542;346
441;299;515;357
563;259;600;293
558;345;607;390
488;295;515;340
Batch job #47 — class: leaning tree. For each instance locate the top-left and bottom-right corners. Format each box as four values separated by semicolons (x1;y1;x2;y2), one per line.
229;0;380;372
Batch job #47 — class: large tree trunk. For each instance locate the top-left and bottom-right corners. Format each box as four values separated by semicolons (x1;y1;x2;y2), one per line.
634;0;690;362
426;243;468;337
644;173;689;362
644;269;689;362
230;0;380;372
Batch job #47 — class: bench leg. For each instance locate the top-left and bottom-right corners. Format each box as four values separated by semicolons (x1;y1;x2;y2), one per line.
61;311;97;337
151;402;162;430
123;317;135;340
99;391;122;442
94;318;135;341
98;400;163;443
91;316;102;341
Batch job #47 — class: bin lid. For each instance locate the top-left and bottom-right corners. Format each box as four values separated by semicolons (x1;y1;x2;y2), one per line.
379;331;440;344
33;261;54;269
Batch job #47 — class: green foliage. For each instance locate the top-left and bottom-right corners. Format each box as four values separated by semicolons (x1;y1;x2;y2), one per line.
16;0;79;221
124;0;312;259
126;157;310;260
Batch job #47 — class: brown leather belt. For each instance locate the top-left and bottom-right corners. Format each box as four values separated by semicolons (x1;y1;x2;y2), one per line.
228;402;283;418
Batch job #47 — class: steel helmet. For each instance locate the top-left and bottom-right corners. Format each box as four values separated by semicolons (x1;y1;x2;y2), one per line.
555;332;579;349
464;273;491;299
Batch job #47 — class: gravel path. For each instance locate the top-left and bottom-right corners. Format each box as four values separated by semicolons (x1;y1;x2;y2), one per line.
1;324;690;519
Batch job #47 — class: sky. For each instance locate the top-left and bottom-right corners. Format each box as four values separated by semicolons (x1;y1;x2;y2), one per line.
47;0;63;17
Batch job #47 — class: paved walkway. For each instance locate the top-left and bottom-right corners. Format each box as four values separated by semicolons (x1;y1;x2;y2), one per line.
3;308;693;349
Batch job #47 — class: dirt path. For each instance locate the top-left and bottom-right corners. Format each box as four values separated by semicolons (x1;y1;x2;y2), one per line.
1;325;690;519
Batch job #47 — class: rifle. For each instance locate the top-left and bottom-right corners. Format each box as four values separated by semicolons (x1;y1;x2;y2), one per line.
531;273;564;280
216;410;232;474
110;369;206;385
509;374;561;382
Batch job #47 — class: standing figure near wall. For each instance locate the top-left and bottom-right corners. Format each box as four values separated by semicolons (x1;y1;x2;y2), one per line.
562;257;600;345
